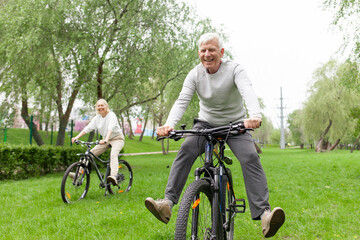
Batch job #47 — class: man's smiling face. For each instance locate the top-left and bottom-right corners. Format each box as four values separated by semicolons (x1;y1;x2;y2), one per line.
198;39;224;74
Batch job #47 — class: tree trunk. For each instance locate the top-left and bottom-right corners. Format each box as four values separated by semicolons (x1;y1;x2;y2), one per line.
39;100;44;131
315;120;332;152
151;116;156;139
56;117;68;146
351;135;360;153
254;142;262;154
160;139;169;155
325;141;331;150
126;110;134;139
315;138;324;152
21;95;45;146
328;139;340;151
96;60;104;99
45;120;49;133
166;137;170;154
119;114;125;135
139;114;148;142
52;45;82;146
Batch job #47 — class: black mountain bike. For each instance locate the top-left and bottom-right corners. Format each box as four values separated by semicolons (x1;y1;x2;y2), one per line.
163;122;251;240
61;140;133;204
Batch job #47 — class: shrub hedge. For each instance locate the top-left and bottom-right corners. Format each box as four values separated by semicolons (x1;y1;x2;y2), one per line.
0;144;112;180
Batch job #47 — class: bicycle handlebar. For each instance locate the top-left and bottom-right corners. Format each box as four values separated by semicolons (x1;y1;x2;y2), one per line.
74;140;100;147
157;122;252;141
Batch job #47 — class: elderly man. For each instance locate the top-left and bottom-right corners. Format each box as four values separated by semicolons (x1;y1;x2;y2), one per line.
145;32;285;238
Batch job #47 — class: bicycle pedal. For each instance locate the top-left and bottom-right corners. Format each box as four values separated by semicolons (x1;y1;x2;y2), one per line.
233;198;246;213
117;173;125;183
223;156;233;165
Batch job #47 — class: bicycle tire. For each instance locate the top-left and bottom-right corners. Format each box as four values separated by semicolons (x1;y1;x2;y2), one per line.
61;161;90;204
107;159;133;194
175;179;217;240
221;173;235;240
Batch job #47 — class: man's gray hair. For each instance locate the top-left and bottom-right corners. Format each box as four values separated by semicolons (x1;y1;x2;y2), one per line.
198;33;223;50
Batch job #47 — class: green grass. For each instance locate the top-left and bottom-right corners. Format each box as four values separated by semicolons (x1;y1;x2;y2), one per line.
0;148;359;239
0;128;73;146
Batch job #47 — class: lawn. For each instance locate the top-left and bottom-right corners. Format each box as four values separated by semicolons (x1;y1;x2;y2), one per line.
0;147;359;239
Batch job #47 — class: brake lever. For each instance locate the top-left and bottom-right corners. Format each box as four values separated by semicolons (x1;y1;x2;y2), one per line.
173;135;182;141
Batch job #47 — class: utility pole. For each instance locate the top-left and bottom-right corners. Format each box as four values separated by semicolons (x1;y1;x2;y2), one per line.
279;87;285;149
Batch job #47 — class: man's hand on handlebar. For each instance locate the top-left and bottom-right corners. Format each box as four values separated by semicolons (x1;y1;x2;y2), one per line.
244;118;262;129
156;125;174;136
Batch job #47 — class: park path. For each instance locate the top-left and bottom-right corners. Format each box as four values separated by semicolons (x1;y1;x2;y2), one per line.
121;150;178;156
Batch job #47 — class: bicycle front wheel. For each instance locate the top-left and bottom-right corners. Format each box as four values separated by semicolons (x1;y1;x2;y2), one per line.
107;159;133;194
61;161;90;204
175;179;216;240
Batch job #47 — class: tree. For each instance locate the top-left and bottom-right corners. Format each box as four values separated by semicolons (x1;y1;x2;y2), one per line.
302;60;360;152
0;98;15;129
338;60;360;151
0;0;214;146
252;115;273;146
270;129;281;145
349;108;360;152
287;109;305;148
323;0;360;63
0;0;55;145
322;2;360;151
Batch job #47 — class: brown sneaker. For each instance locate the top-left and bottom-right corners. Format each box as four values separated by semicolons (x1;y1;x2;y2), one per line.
107;176;117;186
261;207;285;238
145;197;172;224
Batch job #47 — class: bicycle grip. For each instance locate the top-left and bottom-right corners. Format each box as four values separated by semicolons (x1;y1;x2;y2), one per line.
156;136;166;141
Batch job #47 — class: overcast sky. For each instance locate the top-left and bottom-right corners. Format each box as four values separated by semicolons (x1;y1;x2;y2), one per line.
184;0;344;127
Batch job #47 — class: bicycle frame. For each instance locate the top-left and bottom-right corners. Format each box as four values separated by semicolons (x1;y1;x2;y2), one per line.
193;135;237;238
168;122;248;239
77;152;110;186
76;145;113;195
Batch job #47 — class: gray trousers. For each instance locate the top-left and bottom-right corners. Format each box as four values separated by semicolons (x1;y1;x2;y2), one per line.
164;120;270;220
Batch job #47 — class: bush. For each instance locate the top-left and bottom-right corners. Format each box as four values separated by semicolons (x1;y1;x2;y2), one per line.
0;144;113;180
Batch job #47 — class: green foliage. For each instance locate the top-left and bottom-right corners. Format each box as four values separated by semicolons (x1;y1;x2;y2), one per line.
0;99;15;128
322;2;360;145
0;144;83;180
287;109;305;146
338;60;360;92
0;0;217;146
323;0;360;61
252;114;274;144
270;128;281;144
350;108;360;136
303;60;360;145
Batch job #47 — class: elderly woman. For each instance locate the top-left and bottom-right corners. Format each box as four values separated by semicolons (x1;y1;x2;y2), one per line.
72;99;125;185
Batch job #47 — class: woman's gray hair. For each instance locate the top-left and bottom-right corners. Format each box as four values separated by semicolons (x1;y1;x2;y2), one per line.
198;33;223;50
95;98;110;114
